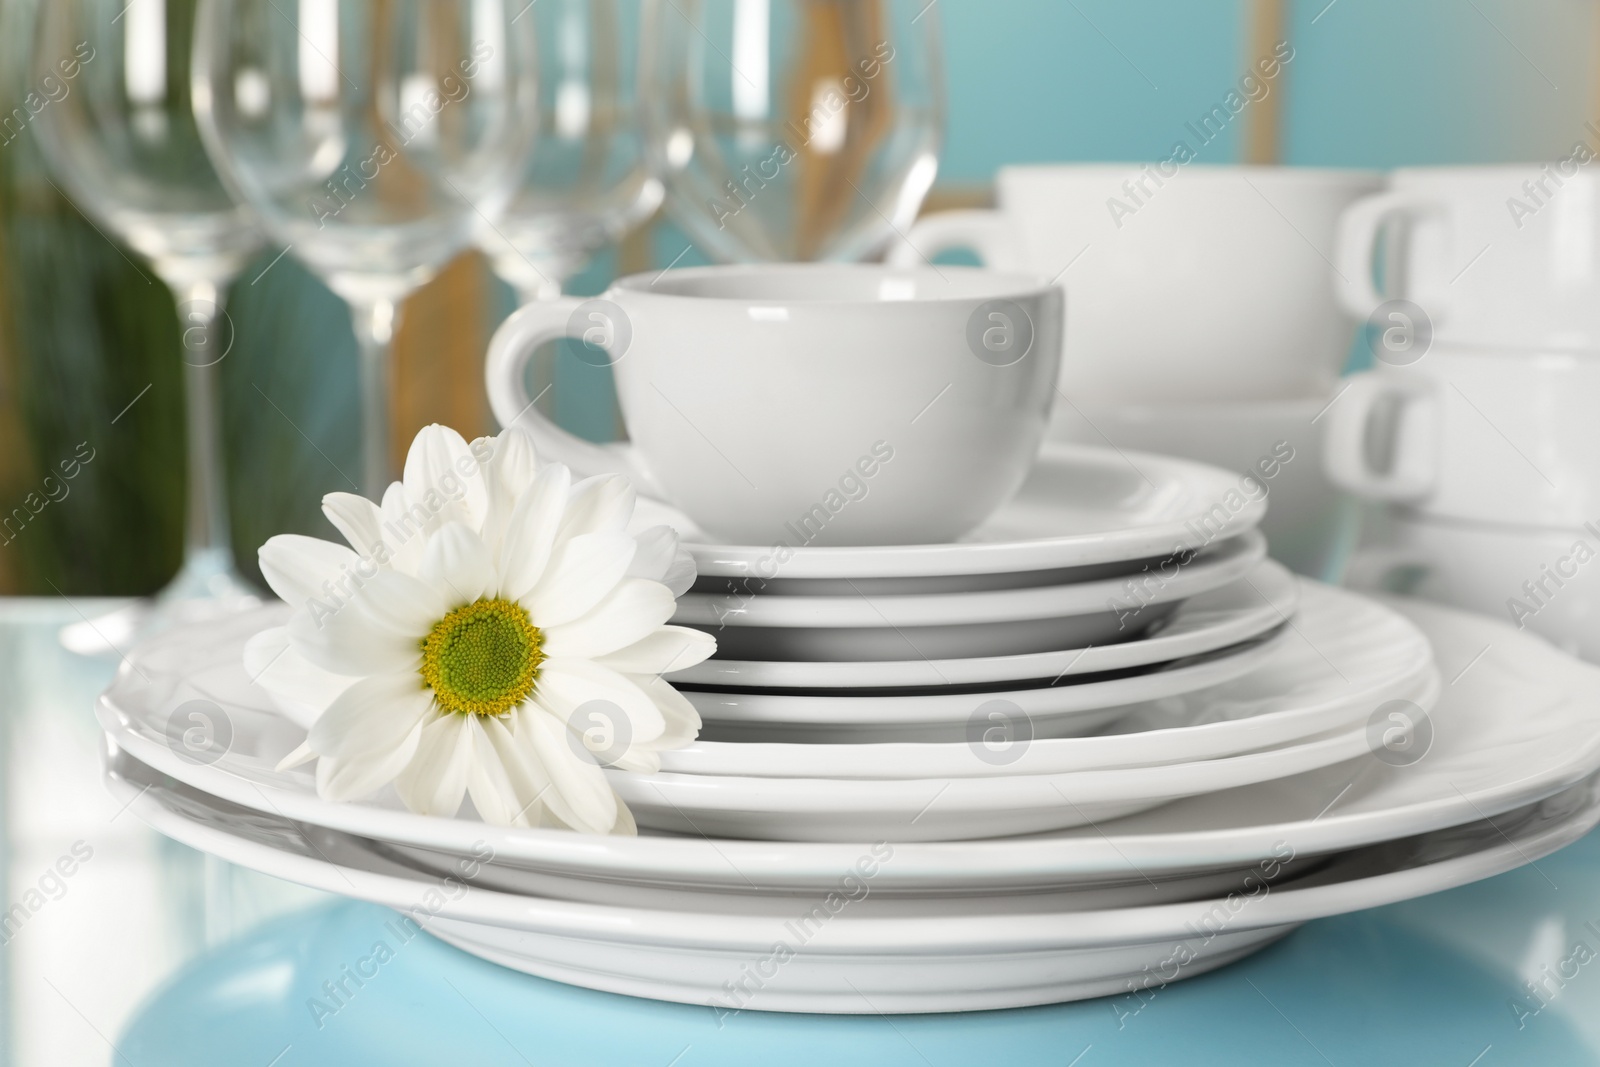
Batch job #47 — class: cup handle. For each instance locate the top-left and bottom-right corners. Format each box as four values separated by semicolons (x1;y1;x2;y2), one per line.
886;209;1022;269
1334;190;1447;323
1322;371;1439;501
484;299;666;496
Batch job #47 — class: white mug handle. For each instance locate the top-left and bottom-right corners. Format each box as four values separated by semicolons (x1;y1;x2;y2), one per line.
1334;189;1449;324
886;209;1023;269
1322;371;1439;501
484;298;666;497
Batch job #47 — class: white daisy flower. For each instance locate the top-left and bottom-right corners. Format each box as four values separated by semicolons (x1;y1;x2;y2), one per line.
242;424;713;835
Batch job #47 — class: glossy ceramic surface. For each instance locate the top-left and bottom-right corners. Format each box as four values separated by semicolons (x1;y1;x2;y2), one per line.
671;558;1295;688
890;164;1381;403
106;752;1600;1012
486;264;1062;545
92;595;1600;893
671;532;1265;660
663;582;1436;777
1336;165;1600;350
643;442;1268;578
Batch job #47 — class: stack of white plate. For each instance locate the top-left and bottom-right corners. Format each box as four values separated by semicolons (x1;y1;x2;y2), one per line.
95;444;1600;1012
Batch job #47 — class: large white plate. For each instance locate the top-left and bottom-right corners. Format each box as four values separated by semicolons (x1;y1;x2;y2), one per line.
92;594;1600;889
647;442;1268;579
105;753;1600;1013
663;585;1437;777
670;534;1265;661
670;558;1299;689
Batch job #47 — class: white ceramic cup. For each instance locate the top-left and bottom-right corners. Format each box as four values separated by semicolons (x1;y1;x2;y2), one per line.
1048;393;1356;581
1347;509;1600;663
484;264;1063;546
1336;165;1600;351
1322;345;1600;528
888;164;1382;404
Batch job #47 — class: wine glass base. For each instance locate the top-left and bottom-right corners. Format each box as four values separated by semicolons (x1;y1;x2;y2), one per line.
58;549;265;658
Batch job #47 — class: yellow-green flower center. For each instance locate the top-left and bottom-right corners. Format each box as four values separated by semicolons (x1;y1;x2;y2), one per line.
419;598;543;716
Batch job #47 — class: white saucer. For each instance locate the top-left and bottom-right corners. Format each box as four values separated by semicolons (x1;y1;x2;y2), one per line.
672;532;1266;660
642;442;1267;579
663;584;1436;777
106;752;1600;1013
670;558;1298;689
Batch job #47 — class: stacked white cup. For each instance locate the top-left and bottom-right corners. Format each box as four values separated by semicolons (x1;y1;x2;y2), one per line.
892;164;1383;579
1324;165;1600;659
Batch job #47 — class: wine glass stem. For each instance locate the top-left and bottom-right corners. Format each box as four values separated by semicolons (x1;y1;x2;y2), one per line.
173;279;233;562
351;298;398;497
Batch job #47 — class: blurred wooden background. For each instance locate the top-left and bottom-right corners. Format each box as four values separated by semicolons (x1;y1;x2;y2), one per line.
2;0;1595;595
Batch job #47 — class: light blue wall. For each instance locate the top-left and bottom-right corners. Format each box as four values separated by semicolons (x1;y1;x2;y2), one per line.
553;0;1600;439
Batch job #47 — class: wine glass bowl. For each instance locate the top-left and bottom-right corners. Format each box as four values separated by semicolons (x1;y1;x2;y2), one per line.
641;0;944;263
192;0;540;490
478;0;662;302
33;0;263;287
33;0;266;653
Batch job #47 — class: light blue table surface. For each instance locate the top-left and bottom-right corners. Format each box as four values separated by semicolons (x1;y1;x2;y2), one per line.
4;599;1600;1066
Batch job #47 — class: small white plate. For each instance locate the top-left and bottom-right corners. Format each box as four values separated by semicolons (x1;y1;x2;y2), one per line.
662;588;1437;777
672;532;1265;660
670;557;1298;689
643;442;1267;579
106;753;1600;1013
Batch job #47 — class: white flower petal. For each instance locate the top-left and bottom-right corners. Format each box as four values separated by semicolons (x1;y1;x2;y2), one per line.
533;657;666;745
478;714;548;827
381;483;427;576
541;578;676;659
466;715;536;826
322;492;386;557
420;523;496;606
245;627;359;726
556;474;635;543
632;672;703;747
593;625;716;675
489;426;539;500
258;535;357;609
315;720;424;802
346;568;448;638
523;533;636;627
607;747;660;773
627;525;678;583
308;672;435;762
276;739;316;771
498;463;572;601
520;704;618;833
403;424;488;530
288;600;420;676
663;548;697;598
394;712;474;816
609;790;638;836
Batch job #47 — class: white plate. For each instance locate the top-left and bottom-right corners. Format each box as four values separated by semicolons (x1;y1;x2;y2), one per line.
663;585;1437;777
670;558;1298;688
647;442;1267;579
105;753;1600;1013
610;722;1378;841
672;533;1265;660
93;595;1600;889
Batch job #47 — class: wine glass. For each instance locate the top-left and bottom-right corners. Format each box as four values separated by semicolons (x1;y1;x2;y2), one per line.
640;0;944;263
191;0;539;494
478;0;662;304
34;0;267;653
